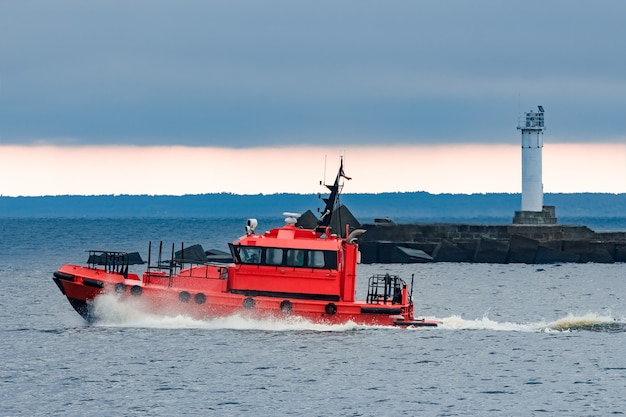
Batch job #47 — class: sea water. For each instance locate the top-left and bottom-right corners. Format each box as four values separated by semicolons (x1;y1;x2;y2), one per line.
1;218;626;416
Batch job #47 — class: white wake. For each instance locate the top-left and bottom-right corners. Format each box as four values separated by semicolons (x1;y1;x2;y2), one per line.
438;312;624;333
91;294;625;333
91;293;360;332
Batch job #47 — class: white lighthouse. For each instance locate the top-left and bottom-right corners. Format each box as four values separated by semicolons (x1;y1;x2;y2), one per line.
520;105;545;211
513;105;557;224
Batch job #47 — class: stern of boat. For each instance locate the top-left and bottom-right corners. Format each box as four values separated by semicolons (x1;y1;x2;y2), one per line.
364;273;439;327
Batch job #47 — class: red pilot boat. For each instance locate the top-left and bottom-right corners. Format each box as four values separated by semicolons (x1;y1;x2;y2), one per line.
53;161;438;327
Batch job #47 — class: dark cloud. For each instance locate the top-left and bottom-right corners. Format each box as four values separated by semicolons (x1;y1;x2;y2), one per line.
1;0;624;146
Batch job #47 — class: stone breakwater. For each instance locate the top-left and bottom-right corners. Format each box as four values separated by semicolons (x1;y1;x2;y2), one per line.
358;222;626;264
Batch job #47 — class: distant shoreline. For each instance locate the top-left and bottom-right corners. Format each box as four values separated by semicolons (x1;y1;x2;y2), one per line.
2;193;626;230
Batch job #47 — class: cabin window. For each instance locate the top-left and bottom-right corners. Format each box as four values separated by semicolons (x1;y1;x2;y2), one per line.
266;248;283;265
323;250;338;269
307;250;325;268
232;244;337;269
239;246;261;264
286;249;304;266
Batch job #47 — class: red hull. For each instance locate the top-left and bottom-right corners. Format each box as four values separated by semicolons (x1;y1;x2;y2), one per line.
53;262;438;327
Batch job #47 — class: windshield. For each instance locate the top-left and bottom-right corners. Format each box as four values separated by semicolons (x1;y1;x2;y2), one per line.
230;244;337;269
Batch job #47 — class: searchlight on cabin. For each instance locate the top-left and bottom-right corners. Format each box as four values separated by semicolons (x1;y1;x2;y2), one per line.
246;218;258;235
283;212;300;225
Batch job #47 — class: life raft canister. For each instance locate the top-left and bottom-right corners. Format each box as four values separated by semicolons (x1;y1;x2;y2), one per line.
325;303;337;315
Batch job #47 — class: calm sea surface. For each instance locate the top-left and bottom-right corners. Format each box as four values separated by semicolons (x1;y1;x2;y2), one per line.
1;218;626;416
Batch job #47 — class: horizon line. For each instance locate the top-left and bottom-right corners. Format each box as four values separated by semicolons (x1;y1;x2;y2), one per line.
3;190;626;198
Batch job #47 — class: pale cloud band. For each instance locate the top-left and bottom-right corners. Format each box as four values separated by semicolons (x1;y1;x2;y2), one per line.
1;144;624;196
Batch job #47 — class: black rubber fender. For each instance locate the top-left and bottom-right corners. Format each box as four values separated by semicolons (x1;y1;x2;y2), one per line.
130;285;142;296
82;278;104;289
280;300;292;314
325;303;337;315
194;293;206;304
243;297;255;309
179;291;191;303
53;271;75;282
114;283;126;294
360;307;402;315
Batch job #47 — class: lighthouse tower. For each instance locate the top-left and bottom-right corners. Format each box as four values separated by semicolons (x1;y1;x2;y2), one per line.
513;105;557;225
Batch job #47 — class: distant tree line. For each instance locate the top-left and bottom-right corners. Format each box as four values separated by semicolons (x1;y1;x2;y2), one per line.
2;192;626;222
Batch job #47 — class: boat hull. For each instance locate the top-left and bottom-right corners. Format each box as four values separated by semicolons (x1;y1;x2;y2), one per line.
52;265;439;327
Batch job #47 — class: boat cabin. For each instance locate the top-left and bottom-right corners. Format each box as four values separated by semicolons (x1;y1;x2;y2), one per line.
227;220;357;302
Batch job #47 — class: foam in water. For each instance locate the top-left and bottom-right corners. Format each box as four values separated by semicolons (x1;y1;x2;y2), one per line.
91;294;360;332
92;294;625;333
546;312;625;332
440;314;541;332
438;312;623;333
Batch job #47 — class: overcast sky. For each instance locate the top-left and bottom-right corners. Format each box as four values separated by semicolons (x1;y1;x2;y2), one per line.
1;1;625;148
